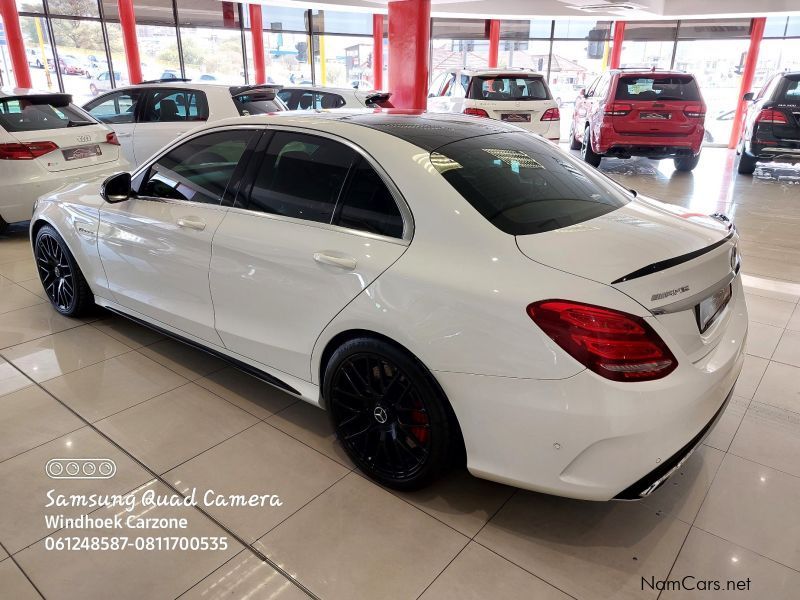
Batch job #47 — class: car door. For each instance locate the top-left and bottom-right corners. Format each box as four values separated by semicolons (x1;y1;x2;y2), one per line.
133;88;209;164
97;128;258;344
210;129;410;380
83;90;143;164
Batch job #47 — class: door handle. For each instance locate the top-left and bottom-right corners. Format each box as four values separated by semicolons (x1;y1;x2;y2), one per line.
313;252;357;270
176;218;206;231
117;132;132;138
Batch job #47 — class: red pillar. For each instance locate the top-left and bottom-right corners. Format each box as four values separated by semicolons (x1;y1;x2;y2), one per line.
0;0;32;88
373;14;384;90
388;0;430;109
249;4;266;85
728;17;766;149
488;19;500;68
609;21;625;69
118;0;143;84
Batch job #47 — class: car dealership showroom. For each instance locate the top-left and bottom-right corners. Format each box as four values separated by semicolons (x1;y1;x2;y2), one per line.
1;0;800;597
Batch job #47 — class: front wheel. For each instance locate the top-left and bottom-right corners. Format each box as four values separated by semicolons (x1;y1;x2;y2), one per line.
674;154;701;172
568;122;581;150
737;151;757;175
581;125;601;167
325;338;456;490
34;225;94;317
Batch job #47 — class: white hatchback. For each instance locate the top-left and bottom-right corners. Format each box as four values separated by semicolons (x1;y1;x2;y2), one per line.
428;68;560;140
0;89;129;232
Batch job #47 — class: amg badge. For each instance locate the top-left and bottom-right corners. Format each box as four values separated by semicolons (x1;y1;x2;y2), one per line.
651;286;690;302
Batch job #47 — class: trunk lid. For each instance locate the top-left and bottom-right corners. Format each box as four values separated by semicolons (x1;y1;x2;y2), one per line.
516;197;738;361
611;99;701;136
611;74;704;136
12;123;119;172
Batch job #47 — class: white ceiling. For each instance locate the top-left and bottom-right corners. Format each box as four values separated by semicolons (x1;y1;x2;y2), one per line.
248;0;800;20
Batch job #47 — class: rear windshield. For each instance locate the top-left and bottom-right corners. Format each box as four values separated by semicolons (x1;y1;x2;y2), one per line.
0;97;95;132
615;75;700;102
232;93;286;115
468;76;549;101
776;76;800;104
432;132;630;235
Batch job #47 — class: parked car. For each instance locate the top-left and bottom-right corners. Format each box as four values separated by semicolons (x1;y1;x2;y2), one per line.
548;82;583;107
736;71;800;174
26;48;54;69
278;86;392;110
31;111;745;499
50;56;86;76
88;70;127;96
427;68;560;141
570;69;706;171
82;82;286;165
0;89;129;232
84;55;108;79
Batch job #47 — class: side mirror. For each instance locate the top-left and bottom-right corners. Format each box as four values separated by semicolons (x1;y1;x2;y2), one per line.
101;172;132;203
743;92;754;102
579;88;586;97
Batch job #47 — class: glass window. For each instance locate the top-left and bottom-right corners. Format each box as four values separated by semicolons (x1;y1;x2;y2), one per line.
106;0;175;25
179;27;245;84
335;159;403;238
614;75;701;101
136;24;181;79
84;90;142;123
51;18;107;106
500;19;552;39
468;75;549;101
232;90;285;115
431;132;630;236
143;89;209;123
245;31;312;85
0;95;94;131
549;39;606;140
242;4;308;32
619;40;675;70
431;39;490;83
247;131;357;223
141;130;254;204
755;39;800;91
313;34;373;89
47;0;99;18
776;75;800;103
677;18;752;40
311;10;371;35
624;21;678;41
19;16;59;93
552;19;612;40
176;0;240;28
763;16;788;38
787;17;800;37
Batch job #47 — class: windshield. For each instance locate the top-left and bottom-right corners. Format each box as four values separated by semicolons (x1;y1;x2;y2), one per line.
615;75;701;102
432;133;630;235
0;97;95;132
776;76;800;104
468;76;550;101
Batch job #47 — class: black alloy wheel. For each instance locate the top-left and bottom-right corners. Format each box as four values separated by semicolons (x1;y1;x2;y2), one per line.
34;225;93;317
325;338;455;490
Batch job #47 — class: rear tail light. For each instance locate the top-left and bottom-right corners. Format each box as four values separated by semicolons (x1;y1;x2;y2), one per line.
540;107;560;121
684;104;706;118
0;141;59;160
604;102;632;116
527;300;678;382
105;132;120;146
463;107;489;118
755;109;788;124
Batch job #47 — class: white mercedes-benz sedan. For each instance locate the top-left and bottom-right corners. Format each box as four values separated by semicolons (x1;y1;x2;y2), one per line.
30;111;746;500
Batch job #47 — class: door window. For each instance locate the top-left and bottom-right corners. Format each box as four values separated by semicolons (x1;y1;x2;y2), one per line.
84;91;142;124
318;92;346;109
143;89;209;123
246;131;357;224
140;130;254;205
334;159;403;238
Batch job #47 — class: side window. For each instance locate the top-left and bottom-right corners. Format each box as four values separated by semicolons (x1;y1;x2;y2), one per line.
296;91;315;110
144;89;209;123
277;90;295;108
755;76;774;101
318;92;345;109
585;77;600;98
334;159;403;238
441;73;456;97
85;91;141;124
246;131;357;224
595;75;611;100
140;130;254;205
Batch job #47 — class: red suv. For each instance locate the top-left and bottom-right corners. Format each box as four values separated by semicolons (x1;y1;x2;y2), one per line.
570;69;706;171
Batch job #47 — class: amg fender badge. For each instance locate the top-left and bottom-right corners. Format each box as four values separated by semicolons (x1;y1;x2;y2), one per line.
651;286;690;302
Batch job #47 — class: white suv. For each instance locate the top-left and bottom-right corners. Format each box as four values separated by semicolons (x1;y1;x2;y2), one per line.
82;81;286;166
428;68;560;140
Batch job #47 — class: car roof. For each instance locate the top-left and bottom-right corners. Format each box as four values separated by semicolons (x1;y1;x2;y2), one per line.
206;109;520;151
0;87;65;98
111;81;253;92
281;86;364;94
610;69;692;77
458;68;543;77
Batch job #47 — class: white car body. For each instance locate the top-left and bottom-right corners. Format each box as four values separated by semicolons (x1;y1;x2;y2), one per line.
30;111;746;500
82;82;286;166
0;88;130;227
428;68;561;140
278;86;392;110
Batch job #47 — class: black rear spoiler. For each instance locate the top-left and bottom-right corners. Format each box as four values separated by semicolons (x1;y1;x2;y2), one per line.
229;85;282;100
4;93;72;107
364;92;392;107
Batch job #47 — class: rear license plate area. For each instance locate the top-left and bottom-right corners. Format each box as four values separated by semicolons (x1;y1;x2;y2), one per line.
695;284;732;333
501;113;531;123
640;112;671;120
62;145;101;161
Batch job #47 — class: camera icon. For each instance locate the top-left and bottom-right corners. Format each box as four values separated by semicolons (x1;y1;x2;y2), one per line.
46;458;117;479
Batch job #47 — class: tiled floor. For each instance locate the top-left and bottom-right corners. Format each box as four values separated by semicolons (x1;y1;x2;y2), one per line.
1;148;800;599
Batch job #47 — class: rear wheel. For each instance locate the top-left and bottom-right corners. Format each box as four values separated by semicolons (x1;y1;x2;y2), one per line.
34;225;94;317
737;151;757;175
581;125;601;167
568;122;581;150
673;154;701;172
325;338;455;490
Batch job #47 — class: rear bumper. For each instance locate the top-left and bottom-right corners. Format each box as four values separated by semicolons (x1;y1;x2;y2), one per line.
596;126;704;157
436;281;747;501
747;141;800;163
494;117;560;139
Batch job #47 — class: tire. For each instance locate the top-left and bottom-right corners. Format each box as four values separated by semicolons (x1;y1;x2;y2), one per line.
324;337;456;490
34;225;94;317
568;122;581;150
737;151;757;175
673;154;701;172
0;216;8;235
580;125;601;167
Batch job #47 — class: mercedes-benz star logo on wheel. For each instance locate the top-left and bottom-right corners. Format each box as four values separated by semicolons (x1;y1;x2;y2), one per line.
373;406;388;424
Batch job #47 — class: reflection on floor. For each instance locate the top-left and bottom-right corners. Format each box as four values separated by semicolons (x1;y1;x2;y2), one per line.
1;147;800;599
